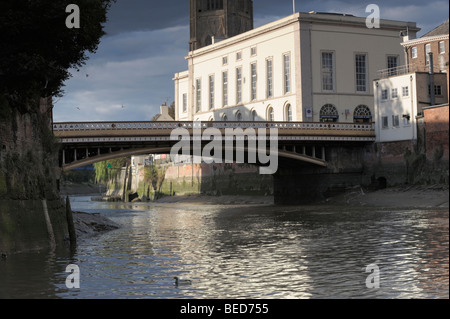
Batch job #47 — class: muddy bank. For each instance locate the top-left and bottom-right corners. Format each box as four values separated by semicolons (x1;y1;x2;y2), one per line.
154;194;274;206
72;211;120;241
60;183;106;196
323;185;449;208
153;185;449;209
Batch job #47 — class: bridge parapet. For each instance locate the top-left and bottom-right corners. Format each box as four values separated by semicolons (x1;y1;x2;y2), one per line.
53;121;375;143
53;121;374;132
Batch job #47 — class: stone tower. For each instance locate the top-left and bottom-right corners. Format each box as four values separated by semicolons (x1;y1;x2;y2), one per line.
189;0;254;51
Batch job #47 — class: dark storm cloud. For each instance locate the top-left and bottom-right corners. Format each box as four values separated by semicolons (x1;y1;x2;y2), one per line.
55;0;448;122
104;0;189;35
104;0;448;36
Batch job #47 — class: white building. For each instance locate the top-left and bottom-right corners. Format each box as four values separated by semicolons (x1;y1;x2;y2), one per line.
374;71;448;142
174;11;419;123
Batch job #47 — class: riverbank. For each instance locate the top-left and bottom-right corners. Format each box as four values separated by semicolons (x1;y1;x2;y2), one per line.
72;211;120;241
71;184;448;241
152;185;449;209
323;184;449;208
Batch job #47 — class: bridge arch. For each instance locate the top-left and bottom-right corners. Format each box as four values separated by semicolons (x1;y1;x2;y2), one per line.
62;145;327;171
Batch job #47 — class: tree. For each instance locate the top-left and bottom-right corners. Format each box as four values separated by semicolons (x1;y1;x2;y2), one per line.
144;164;167;200
94;157;128;185
0;0;115;113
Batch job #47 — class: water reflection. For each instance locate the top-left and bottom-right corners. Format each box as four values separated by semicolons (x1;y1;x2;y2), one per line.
0;197;448;299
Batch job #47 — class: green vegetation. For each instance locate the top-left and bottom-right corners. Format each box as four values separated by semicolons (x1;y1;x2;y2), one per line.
144;164;167;200
94;157;128;184
0;0;115;111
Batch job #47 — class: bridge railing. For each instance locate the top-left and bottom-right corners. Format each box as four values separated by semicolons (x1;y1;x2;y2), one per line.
53;121;374;132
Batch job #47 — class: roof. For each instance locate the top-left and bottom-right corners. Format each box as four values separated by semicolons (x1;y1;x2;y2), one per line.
422;19;449;38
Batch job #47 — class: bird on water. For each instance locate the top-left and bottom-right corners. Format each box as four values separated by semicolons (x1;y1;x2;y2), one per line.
174;277;192;287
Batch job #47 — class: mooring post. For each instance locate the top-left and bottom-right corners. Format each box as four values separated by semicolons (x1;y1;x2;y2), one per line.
42;199;56;250
65;196;77;248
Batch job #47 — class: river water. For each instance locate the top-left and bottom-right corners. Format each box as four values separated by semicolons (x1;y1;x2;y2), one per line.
0;196;448;299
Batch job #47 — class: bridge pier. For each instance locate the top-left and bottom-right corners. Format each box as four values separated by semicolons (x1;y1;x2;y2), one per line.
273;145;370;205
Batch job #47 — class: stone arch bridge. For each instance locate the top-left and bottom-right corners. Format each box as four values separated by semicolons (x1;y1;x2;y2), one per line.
53;121;375;204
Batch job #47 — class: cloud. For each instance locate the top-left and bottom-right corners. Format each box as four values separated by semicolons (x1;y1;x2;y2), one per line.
54;1;448;124
54;25;189;122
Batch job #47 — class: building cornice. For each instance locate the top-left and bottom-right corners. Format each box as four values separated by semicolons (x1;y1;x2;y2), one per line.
186;12;419;59
402;34;449;47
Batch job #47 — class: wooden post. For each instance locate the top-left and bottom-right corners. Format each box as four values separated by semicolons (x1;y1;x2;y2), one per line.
66;196;77;248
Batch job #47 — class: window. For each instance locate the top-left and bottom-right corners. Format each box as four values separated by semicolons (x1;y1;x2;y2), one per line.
322;52;334;91
285;104;293;122
425;44;431;64
236;51;242;61
429;85;443;96
439;41;445;54
236;111;243;121
222;114;228;121
251;110;257;121
222;56;228;65
196;78;202;113
411;47;418;59
251;63;257;101
222;71;228;107
251;47;257;56
319;104;339;122
392;88;398;99
206;0;224;10
209;75;215;110
355;54;367;92
267;107;275;121
354;105;372;123
266;59;273;98
392;115;400;128
382;116;389;129
381;89;388;100
283;53;291;94
182;93;187;113
403;114;411;126
387;56;398;76
402;86;409;97
236;67;242;104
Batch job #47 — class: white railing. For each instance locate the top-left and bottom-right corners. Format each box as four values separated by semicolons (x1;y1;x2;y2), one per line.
53;121;374;132
377;64;443;79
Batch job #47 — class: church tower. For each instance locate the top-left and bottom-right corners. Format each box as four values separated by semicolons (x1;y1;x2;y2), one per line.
189;0;254;51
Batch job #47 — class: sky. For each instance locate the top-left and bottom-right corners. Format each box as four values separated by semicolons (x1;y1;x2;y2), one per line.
53;0;449;123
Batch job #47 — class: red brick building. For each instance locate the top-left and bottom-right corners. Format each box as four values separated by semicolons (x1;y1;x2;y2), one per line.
402;19;449;96
403;20;448;71
419;104;449;161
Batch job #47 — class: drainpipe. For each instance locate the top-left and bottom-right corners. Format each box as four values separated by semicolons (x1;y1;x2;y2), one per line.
429;52;435;106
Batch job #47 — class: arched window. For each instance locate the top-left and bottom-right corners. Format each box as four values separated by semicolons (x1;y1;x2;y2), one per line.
319;104;339;122
222;114;228;121
267;106;274;121
236;111;243;121
251;110;257;121
285;104;293;122
353;105;372;123
205;35;212;46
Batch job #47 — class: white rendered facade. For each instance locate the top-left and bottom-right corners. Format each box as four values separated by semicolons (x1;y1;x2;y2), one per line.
174;12;419;123
374;72;448;142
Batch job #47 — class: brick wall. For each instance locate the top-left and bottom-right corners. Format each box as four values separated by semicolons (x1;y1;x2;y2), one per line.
423;104;449;161
408;38;449;73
